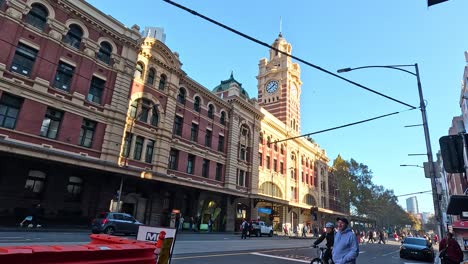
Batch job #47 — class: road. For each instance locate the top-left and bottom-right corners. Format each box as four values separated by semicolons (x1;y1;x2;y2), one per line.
0;231;441;263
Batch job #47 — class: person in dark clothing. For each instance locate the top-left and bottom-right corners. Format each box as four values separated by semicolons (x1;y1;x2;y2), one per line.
439;232;463;264
240;219;248;239
31;204;42;228
313;222;335;264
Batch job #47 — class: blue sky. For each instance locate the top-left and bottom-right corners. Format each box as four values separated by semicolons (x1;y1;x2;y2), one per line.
88;0;465;213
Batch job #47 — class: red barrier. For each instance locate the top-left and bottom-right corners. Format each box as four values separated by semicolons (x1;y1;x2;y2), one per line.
0;235;156;264
0;247;32;264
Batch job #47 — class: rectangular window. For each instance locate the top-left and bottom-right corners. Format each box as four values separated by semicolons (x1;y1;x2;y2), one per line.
145;140;154;163
302;171;305;182
237;170;245;186
273;159;277;172
190;123;198;142
259;153;263;166
0;93;23;129
168;148;179;170
217;135;224;152
280;162;284;174
173;116;183;136
133;136;144;160
187;154;195;174
40;108;63;139
78;119;96;148
87;77;105;104
122;132;133;158
205;129;212;147
266;156;270;169
215;163;222;181
10;43;38;76
202;159;210;178
53;62;74;91
240;146;246;160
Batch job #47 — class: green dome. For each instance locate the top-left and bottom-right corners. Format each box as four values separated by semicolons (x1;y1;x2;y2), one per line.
212;72;249;98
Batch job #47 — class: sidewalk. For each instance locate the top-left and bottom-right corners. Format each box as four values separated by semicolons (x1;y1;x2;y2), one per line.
0;225;90;233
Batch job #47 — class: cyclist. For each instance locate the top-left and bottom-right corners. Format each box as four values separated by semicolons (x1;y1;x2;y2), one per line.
312;222;335;264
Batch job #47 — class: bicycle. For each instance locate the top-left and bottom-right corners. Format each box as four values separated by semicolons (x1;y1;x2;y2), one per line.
310;246;333;264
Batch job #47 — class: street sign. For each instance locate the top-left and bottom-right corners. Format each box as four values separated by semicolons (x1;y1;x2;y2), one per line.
258;208;272;214
137;226;177;264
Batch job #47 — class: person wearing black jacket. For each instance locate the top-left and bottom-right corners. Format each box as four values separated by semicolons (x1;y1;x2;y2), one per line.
313;222;335;264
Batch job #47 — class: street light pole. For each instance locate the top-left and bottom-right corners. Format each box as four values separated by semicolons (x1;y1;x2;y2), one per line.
414;64;444;237
337;63;444;237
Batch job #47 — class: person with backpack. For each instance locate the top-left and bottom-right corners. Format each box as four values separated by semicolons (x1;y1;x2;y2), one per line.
439;232;463;264
312;222;335;264
240;219;248;239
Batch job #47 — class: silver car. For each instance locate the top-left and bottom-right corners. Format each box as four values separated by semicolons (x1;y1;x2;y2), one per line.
91;212;142;235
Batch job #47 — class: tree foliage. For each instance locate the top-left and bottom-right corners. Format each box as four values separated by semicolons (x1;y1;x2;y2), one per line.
332;155;413;229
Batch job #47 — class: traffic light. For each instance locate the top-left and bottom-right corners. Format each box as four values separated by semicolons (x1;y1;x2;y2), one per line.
439;135;465;173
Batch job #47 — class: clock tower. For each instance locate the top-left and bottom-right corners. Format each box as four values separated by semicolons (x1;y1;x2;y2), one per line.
257;33;302;134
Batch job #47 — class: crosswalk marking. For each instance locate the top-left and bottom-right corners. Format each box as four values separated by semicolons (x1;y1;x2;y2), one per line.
250;252;310;263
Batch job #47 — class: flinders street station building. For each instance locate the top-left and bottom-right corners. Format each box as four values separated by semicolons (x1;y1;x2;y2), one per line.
0;0;340;232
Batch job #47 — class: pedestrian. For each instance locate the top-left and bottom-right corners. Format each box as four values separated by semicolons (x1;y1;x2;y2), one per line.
302;223;307;237
313;226;319;237
433;234;439;245
240;219;248;239
208;217;213;232
368;230;374;243
312;222;335;264
189;216;194;232
31;204;42;228
439;232;463;264
283;224;289;236
378;230;385;244
332;217;359;264
393;231;399;242
179;215;184;231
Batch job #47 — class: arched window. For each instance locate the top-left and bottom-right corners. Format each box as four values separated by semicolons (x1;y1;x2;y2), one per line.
177;88;186;104
24;170;46;193
220;111;226;125
26;3;48;31
207;104;214;119
147;68;155;85
97;41;112;64
64;24;83;49
158;74;166;90
67;176;83;199
193;96;200;112
134;62;144;79
303;194;316;206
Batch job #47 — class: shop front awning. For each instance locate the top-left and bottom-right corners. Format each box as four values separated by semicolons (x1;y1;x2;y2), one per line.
447;195;468;215
452;220;468;229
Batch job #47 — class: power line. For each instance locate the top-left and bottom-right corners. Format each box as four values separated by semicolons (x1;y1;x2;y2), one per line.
274;108;417;144
395;190;432;197
162;0;417;110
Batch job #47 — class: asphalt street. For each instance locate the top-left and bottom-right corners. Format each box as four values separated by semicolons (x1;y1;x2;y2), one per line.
0;231;441;263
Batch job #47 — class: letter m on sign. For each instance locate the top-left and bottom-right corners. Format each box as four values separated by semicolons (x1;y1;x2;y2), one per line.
146;232;158;241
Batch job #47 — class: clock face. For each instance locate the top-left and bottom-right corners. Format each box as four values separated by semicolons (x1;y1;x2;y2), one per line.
265;80;279;94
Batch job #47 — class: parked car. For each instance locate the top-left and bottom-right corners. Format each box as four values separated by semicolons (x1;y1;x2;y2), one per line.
399;237;434;262
251;220;273;237
91;212;142;235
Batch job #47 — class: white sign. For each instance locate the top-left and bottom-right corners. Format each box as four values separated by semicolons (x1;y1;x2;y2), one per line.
137;226;177;264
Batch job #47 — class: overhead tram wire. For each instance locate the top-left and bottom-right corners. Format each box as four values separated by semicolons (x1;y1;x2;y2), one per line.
273;108;417;144
162;0;417;110
395;190;432;197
